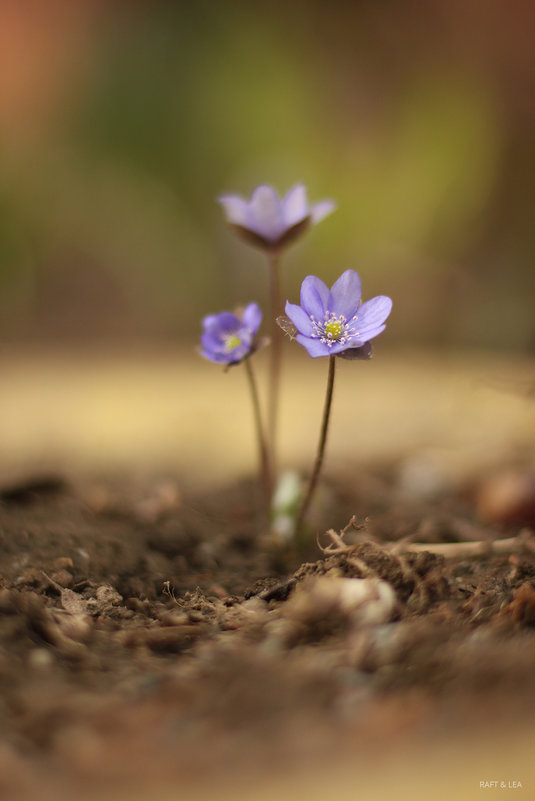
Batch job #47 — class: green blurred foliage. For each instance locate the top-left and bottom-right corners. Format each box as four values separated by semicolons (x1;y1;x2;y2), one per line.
0;1;532;348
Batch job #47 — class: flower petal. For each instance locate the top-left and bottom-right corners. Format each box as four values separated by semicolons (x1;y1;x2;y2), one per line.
282;184;308;227
200;331;221;352
249;185;284;241
353;324;387;344
310;199;336;224
328;270;361;319
355;296;392;334
295;334;331;358
328;337;362;355
204;311;240;336
226;343;249;363
200;347;224;364
300;275;329;319
201;314;219;330
285;301;314;336
241;302;262;334
217;195;249;227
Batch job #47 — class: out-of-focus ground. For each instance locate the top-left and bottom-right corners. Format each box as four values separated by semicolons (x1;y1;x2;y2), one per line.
1;348;535;801
1;347;532;484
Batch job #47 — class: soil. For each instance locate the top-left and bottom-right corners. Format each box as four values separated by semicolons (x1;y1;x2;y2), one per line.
1;464;535;801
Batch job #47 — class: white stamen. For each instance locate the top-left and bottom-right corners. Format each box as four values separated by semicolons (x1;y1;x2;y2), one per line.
309;310;359;347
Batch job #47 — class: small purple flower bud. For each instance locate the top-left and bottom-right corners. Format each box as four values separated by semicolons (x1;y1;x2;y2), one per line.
200;302;263;366
218;184;336;252
285;270;392;358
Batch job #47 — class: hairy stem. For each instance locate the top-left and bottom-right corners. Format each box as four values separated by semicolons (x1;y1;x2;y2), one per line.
267;252;283;471
295;355;336;536
244;357;272;515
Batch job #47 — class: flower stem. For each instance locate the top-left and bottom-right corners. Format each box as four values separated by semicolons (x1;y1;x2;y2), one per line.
295;354;336;536
244;357;272;515
267;252;283;469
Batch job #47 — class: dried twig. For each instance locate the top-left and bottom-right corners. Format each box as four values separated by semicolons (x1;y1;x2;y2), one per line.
319;526;535;560
318;528;349;554
391;529;535;559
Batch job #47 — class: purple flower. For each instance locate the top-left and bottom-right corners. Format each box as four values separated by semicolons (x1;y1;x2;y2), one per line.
200;302;262;365
218;184;335;252
285;270;392;358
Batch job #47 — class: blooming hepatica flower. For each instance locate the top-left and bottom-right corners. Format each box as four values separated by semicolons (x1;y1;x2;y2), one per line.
200;303;262;366
285;270;392;358
218;184;335;252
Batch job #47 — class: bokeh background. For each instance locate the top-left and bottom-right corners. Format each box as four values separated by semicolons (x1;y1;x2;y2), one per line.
1;0;534;349
0;0;534;479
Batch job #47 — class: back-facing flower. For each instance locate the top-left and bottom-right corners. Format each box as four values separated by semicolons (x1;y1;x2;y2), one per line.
200;302;262;366
218;184;335;252
285;270;392;358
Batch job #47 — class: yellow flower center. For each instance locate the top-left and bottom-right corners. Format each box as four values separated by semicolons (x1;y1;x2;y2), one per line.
224;333;242;351
324;319;343;340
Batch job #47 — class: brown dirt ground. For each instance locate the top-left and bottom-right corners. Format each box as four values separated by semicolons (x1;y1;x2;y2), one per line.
1;465;535;801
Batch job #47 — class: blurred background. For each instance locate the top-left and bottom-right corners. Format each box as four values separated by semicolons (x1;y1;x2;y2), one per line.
0;0;534;478
1;0;534;349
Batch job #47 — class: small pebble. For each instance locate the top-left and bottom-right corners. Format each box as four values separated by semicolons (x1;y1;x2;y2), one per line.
29;648;54;669
477;470;535;526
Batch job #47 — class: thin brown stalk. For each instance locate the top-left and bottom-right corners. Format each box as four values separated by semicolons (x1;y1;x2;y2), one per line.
244;357;272;515
267;252;283;469
295;355;336;536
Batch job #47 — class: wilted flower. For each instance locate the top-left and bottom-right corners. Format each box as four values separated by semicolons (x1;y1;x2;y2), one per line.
200;303;262;365
285;270;392;358
218;184;335;252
